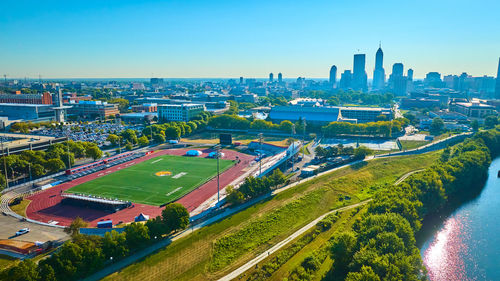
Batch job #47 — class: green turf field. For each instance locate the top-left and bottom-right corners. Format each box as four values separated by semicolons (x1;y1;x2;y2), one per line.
66;154;235;206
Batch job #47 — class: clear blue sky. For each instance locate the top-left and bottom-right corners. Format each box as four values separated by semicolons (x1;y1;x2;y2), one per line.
1;0;499;79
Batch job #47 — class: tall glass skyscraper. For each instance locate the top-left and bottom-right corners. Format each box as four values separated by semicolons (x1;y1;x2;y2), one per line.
373;46;385;90
496;58;500;99
329;65;337;88
278;72;283;83
352;54;367;91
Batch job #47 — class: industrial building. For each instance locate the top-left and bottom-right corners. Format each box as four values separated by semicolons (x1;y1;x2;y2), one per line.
157;103;205;122
66;100;119;119
0;103;55;121
269;105;392;124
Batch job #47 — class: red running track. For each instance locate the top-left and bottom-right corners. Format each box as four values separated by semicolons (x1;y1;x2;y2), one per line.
25;148;254;226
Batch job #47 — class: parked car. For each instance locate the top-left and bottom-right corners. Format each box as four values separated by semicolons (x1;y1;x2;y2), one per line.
15;228;30;236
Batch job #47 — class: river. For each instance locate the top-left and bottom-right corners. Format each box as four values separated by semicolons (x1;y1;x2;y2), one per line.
419;157;500;281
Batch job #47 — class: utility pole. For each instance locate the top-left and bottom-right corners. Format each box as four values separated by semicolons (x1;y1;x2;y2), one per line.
214;144;221;204
258;132;263;176
66;131;71;169
291;124;296;172
302;118;306;160
1;137;8;190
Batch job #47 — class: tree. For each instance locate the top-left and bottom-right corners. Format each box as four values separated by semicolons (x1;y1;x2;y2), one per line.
108;98;129;112
484;115;499;129
64;217;88;238
330;232;357;270
162;203;190;233
86;145;103;160
125;143;133;151
164;126;181;140
471;119;479;132
226;186;245;205
153;133;166;143
279;120;294;133
9;259;39;281
106;134;120;146
124;222;150;249
102;230;128;260
345;266;381;281
145;216;168;238
45;158;66;173
354;146;372;160
121;129;138;144
430;117;445;135
138;135;149;147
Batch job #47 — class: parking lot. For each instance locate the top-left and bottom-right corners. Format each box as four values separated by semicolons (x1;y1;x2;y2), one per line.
32;122;144;147
0;215;68;243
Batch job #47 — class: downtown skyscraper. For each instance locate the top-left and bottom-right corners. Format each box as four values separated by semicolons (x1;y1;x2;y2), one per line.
496;58;500;99
329;65;337;88
352;54;367;91
372;45;385;90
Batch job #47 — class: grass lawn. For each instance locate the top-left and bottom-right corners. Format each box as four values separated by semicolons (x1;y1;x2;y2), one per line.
400;140;428;150
67;155;234;206
103;151;440;281
0;254;18;270
9;199;31;217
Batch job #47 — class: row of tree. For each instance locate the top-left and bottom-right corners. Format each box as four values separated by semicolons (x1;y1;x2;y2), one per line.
322;118;408;137
328;126;500;280
105;111;211;148
2;203;190;281
0;141;102;191
226;169;286;205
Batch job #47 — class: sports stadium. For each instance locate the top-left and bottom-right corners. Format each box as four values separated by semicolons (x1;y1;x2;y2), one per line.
25;148;255;226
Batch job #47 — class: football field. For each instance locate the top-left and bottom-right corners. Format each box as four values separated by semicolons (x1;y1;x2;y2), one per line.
66;154;235;206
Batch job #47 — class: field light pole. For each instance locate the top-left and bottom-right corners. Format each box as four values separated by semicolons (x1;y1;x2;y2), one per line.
291;124;296;172
1;137;8;190
66;131;71;169
302;118;306;160
258;133;263;176
214;144;221;205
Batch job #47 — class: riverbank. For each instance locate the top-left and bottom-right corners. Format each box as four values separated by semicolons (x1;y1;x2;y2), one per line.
419;157;500;281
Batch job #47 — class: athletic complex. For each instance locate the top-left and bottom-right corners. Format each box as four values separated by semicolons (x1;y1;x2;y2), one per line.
25;148;255;226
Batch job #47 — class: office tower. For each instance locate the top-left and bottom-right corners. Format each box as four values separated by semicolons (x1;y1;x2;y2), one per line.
329;65;337;88
352;54;367;91
340;70;352;89
389;63;404;88
239;77;244;84
269;73;274;82
496;58;500;99
278;72;283;83
425;72;443;87
407;69;414;82
407;68;414;92
392;63;404;77
372;46;385;90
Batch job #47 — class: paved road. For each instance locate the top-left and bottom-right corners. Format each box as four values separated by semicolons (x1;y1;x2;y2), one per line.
394;169;424;186
0;215;68;243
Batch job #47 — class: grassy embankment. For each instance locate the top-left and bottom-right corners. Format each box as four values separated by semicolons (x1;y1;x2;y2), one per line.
241;207;367;281
104;151;440;281
399;140;428;150
0;254;18;271
9;199;31;217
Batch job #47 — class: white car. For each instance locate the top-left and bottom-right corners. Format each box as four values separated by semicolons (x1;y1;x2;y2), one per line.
16;228;30;236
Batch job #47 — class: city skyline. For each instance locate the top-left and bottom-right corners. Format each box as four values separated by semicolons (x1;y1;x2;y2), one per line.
1;0;499;78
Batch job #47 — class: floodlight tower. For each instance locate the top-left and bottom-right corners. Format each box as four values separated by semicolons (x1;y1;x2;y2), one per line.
259;132;263;176
214;144;221;204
